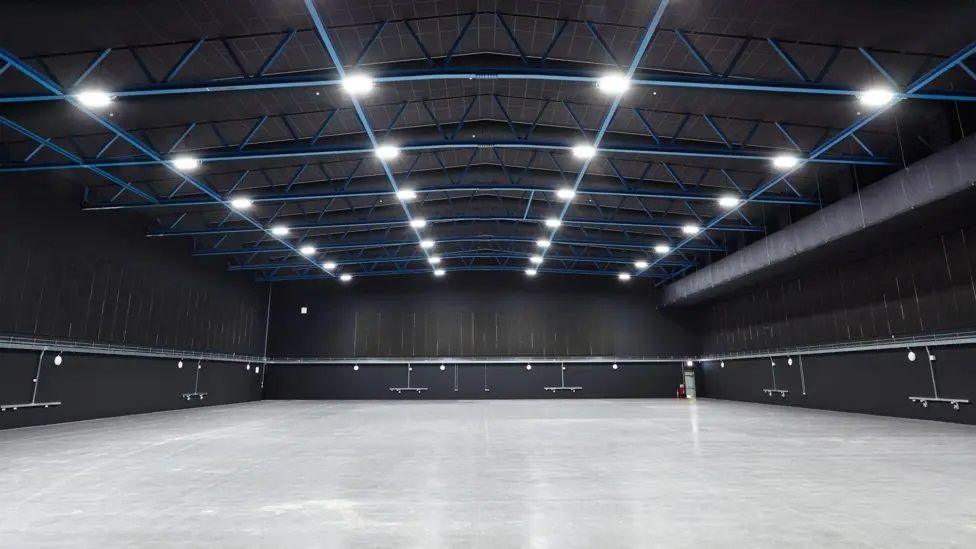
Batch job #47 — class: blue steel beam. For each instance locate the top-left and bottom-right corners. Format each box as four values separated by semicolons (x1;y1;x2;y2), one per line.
146;213;763;238
83;183;818;211
3;65;975;105
647;39;976;283
0;138;892;173
0;115;158;203
256;265;672;282
192;236;724;257
538;0;670;268
304;0;428;273
228;253;695;271
0;46;330;277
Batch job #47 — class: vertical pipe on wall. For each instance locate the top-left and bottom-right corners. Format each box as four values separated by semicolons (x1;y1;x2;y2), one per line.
30;349;46;404
261;283;272;391
924;346;940;399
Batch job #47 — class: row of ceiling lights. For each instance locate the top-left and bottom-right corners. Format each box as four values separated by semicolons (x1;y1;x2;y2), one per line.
71;75;896;283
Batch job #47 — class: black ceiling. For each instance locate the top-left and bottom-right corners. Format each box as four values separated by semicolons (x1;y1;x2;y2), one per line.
0;0;974;284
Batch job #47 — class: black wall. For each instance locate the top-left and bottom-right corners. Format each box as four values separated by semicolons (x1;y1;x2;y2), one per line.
693;195;976;423
0;182;268;428
268;274;699;359
0;349;263;429
265;361;682;400
699;346;976;425
699;202;976;355
0;183;267;354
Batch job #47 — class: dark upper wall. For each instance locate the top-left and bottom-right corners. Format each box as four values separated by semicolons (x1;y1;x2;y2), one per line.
0;182;267;355
694;192;976;355
268;274;699;359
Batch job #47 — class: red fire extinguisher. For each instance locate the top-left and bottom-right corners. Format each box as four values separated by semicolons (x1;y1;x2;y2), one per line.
676;384;686;398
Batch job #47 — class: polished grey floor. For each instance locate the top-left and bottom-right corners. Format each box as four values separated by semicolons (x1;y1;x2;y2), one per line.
1;399;975;548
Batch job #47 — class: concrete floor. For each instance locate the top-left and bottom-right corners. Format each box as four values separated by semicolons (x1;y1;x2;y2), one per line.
1;400;975;548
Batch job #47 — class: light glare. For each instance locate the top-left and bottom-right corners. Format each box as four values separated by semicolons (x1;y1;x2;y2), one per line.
341;74;374;95
556;188;576;200
230;197;253;210
718;195;740;208
859;88;895;107
172;156;200;171
76;90;113;108
375;145;400;160
772;154;800;170
597;74;631;94
571;144;596;159
396;189;418;201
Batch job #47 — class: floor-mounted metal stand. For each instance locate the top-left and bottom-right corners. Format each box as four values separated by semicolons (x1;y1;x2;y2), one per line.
545;363;582;393
908;347;969;410
390;363;428;395
1;349;62;411
762;357;788;398
182;361;208;400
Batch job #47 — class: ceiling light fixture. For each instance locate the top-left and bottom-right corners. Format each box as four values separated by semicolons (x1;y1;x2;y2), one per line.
859;87;895;107
299;245;316;256
171;156;200;171
428;256;442;265
654;244;671;254
271;225;290;236
597;73;631;95
529;255;543;264
545;218;561;228
525;268;538;276
230;197;253;210
536;239;551;248
339;273;353;282
571;144;597;159
396;189;418;201
634;260;649;269
556;188;576;200
772;154;800;170
375;144;400;160
434;269;446;277
76;90;113;108
718;195;741;208
410;218;427;229
681;224;701;235
322;261;337;270
341;74;374;95
420;239;436;249
618;273;632;281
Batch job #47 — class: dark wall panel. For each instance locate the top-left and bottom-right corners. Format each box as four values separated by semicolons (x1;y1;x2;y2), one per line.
0;349;263;429
0;184;267;355
699;345;976;424
699;224;976;355
268;274;699;359
265;362;683;400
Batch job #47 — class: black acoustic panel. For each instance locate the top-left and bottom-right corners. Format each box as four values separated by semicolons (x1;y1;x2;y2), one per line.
699;221;976;354
0;184;267;355
264;362;683;400
0;349;263;429
699;345;976;425
268;275;700;359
